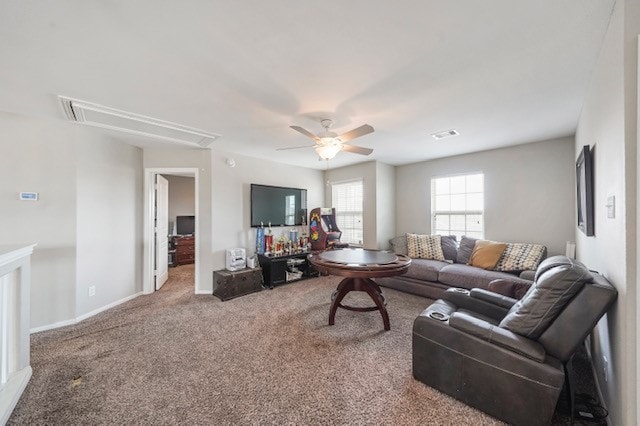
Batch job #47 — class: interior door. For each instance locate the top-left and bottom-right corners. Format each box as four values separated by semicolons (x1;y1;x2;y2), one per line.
155;174;169;290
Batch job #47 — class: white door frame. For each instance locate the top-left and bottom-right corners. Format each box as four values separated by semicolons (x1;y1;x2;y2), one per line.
143;167;200;294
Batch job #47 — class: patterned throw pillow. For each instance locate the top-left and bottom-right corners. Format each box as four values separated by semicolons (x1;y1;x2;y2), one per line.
494;243;547;272
406;233;445;261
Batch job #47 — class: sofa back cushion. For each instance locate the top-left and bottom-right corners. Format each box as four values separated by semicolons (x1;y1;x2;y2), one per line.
499;256;593;339
440;235;458;262
456;236;478;264
468;240;507;270
494;243;547;272
407;233;445;260
389;235;408;255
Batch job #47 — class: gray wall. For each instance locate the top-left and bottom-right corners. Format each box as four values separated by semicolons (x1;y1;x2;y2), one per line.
574;1;639;424
376;162;396;250
394;137;575;256
0;113;77;328
0;112;143;329
211;151;324;270
76;137;143;317
143;148;213;293
323;161;396;250
165;175;195;230
325;162;377;249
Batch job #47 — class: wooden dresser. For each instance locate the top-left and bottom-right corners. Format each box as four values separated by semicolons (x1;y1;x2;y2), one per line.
173;236;195;265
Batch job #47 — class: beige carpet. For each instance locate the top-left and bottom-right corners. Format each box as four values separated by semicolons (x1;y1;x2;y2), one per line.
9;265;595;425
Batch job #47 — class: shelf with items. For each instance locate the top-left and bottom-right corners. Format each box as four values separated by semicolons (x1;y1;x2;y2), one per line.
257;252;319;289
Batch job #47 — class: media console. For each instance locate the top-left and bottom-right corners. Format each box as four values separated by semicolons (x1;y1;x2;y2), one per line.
257;253;319;288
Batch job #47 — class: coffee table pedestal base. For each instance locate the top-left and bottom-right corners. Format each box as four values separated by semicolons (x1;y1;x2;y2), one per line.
329;277;390;331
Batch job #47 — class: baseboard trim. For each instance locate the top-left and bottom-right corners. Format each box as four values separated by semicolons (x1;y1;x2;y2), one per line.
195;289;212;295
30;292;143;334
584;340;611;426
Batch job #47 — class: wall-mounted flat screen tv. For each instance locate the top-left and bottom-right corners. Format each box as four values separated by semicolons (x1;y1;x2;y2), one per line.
250;184;307;227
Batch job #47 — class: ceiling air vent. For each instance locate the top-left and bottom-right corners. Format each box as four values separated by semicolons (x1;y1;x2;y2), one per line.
59;96;220;148
431;129;459;140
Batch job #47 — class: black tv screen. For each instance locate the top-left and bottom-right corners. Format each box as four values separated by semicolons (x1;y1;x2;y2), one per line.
250;184;307;227
176;215;195;235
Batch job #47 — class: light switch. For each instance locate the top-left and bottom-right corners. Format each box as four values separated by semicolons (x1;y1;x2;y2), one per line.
606;196;615;218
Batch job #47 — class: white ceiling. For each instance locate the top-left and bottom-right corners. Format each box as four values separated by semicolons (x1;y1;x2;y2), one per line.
0;1;615;170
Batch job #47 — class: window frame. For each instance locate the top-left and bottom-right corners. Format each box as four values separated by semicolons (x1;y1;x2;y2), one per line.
430;172;485;239
331;178;364;246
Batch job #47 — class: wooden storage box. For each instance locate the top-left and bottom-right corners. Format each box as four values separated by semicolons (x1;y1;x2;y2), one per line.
213;268;264;301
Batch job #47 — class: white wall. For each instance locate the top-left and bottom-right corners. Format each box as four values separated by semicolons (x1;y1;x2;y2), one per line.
395;137;575;255
143;148;213;293
575;1;639;424
211;151;324;270
165;175;195;228
76;137;143;317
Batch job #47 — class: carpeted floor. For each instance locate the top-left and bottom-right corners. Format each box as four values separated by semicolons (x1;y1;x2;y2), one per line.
9;265;604;425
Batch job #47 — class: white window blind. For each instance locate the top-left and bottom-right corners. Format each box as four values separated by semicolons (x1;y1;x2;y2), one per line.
431;173;484;239
331;179;364;245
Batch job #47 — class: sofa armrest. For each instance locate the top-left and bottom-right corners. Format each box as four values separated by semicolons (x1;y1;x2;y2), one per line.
488;279;532;300
470;288;517;309
449;311;546;362
441;288;510;321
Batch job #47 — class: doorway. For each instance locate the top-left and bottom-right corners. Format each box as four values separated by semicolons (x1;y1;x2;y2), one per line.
143;168;199;294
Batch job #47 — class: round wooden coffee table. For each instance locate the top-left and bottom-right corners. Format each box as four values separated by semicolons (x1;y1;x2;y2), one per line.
308;249;411;331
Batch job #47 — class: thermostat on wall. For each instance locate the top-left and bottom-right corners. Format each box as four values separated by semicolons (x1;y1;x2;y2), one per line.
19;192;38;201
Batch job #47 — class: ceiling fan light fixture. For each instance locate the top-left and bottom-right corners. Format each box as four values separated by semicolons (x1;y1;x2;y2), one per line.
315;144;341;160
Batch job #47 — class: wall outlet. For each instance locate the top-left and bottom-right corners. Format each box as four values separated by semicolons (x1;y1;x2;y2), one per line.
603;356;608;382
88;286;96;297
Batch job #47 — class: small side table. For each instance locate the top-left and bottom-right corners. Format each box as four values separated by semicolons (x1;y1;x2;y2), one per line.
213;267;264;301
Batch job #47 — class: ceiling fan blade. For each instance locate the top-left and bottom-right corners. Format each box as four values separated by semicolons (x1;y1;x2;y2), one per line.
290;125;320;141
337;124;374;143
276;145;315;151
341;144;373;155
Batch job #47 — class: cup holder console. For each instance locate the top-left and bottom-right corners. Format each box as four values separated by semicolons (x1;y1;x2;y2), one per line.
451;288;470;295
428;311;449;321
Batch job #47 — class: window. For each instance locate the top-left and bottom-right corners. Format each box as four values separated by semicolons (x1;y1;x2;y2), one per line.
331;179;364;245
431;173;484;239
284;195;295;225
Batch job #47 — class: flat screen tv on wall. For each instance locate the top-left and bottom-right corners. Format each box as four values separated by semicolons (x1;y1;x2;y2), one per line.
250;184;307;227
576;145;594;236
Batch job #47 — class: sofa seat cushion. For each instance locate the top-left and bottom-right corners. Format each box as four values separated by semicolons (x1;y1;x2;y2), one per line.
403;259;450;282
438;264;531;290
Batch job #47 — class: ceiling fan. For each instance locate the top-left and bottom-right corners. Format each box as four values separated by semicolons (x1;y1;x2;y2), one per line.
278;119;374;160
